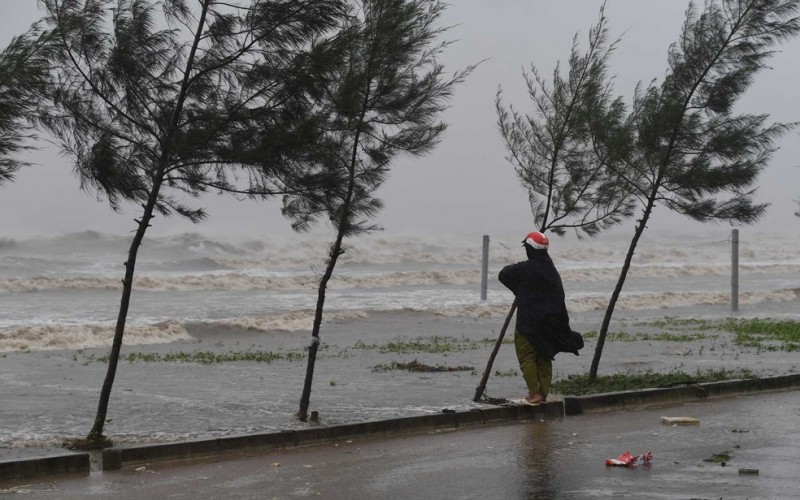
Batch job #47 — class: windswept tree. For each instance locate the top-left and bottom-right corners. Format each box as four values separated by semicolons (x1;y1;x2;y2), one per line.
0;23;51;185
589;0;800;379
36;0;346;448
283;0;473;422
495;6;637;238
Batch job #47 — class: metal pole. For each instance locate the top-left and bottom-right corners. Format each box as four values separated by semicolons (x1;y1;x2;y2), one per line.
481;235;489;300
731;229;739;312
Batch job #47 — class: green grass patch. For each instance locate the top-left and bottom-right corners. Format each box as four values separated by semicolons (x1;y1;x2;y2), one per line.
494;368;519;377
724;318;800;351
84;350;304;364
354;336;481;354
551;368;756;396
623;317;800;350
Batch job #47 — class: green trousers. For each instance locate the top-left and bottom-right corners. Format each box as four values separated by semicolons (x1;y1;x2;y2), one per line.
514;330;552;396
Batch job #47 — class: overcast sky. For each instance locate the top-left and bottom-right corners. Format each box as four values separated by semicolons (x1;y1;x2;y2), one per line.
2;0;798;240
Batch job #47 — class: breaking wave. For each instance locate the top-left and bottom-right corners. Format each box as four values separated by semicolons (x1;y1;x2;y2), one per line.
0;269;482;292
1;288;797;352
409;288;800;318
0;321;190;353
219;310;369;332
3;261;799;293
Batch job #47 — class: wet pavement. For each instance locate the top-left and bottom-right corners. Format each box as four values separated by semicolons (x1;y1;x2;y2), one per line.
1;389;798;499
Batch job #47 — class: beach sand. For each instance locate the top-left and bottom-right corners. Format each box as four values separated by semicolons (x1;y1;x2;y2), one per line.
1;307;798;459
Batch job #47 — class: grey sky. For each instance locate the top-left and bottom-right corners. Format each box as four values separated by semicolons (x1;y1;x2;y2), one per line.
2;0;798;239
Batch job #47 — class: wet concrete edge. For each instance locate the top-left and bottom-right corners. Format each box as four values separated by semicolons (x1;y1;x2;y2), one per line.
3;373;797;481
0;452;90;483
101;402;564;471
562;373;800;415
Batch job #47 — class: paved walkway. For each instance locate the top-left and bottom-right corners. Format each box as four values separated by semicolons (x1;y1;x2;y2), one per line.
1;389;798;499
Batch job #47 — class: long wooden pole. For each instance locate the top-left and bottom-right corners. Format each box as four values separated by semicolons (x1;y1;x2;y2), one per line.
731;228;739;312
473;302;516;402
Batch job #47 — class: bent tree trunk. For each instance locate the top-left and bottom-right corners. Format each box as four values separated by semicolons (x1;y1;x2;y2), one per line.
297;153;358;422
296;236;346;422
589;196;656;381
86;182;162;443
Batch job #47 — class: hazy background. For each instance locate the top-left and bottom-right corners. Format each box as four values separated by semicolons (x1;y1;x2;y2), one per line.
2;0;798;240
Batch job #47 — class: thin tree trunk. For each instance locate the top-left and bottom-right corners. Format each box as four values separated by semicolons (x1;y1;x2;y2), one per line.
588;196;656;381
86;190;159;442
296;149;359;421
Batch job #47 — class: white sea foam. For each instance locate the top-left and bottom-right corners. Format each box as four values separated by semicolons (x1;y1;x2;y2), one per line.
0;321;190;353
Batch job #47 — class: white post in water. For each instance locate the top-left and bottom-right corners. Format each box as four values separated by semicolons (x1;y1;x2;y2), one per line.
731;228;739;312
481;235;489;301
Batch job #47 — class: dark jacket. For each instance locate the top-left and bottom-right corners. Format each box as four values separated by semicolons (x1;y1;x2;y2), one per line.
498;248;583;359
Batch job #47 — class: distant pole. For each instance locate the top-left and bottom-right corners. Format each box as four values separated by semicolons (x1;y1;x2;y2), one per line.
481;235;489;301
731;229;739;312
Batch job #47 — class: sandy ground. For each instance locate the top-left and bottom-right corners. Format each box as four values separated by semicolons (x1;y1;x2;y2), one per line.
1;305;798;461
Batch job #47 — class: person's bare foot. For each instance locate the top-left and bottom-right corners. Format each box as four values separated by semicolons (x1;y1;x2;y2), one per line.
525;393;546;404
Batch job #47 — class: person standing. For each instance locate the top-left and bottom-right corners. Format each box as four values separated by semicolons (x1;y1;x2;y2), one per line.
498;231;582;404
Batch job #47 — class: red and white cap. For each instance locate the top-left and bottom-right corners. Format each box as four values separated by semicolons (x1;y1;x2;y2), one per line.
522;231;549;250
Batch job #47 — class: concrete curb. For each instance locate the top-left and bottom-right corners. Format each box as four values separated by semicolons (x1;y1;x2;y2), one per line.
102;402;563;471
0;452;90;482
563;373;800;415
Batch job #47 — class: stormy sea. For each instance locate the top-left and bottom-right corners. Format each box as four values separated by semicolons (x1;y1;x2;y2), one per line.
1;228;799;353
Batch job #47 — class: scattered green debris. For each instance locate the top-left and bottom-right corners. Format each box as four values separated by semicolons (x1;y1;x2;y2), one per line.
372;360;474;373
581;329;709;342
494;368;519;377
703;451;732;463
552;368;756;396
354;336;481;354
81;350;305;364
479;336;515;345
635;318;720;331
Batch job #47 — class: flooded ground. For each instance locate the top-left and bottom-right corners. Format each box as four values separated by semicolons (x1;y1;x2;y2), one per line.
2;390;798;499
1;305;798;460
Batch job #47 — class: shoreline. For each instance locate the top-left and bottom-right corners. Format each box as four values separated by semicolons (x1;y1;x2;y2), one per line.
2;309;798;449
